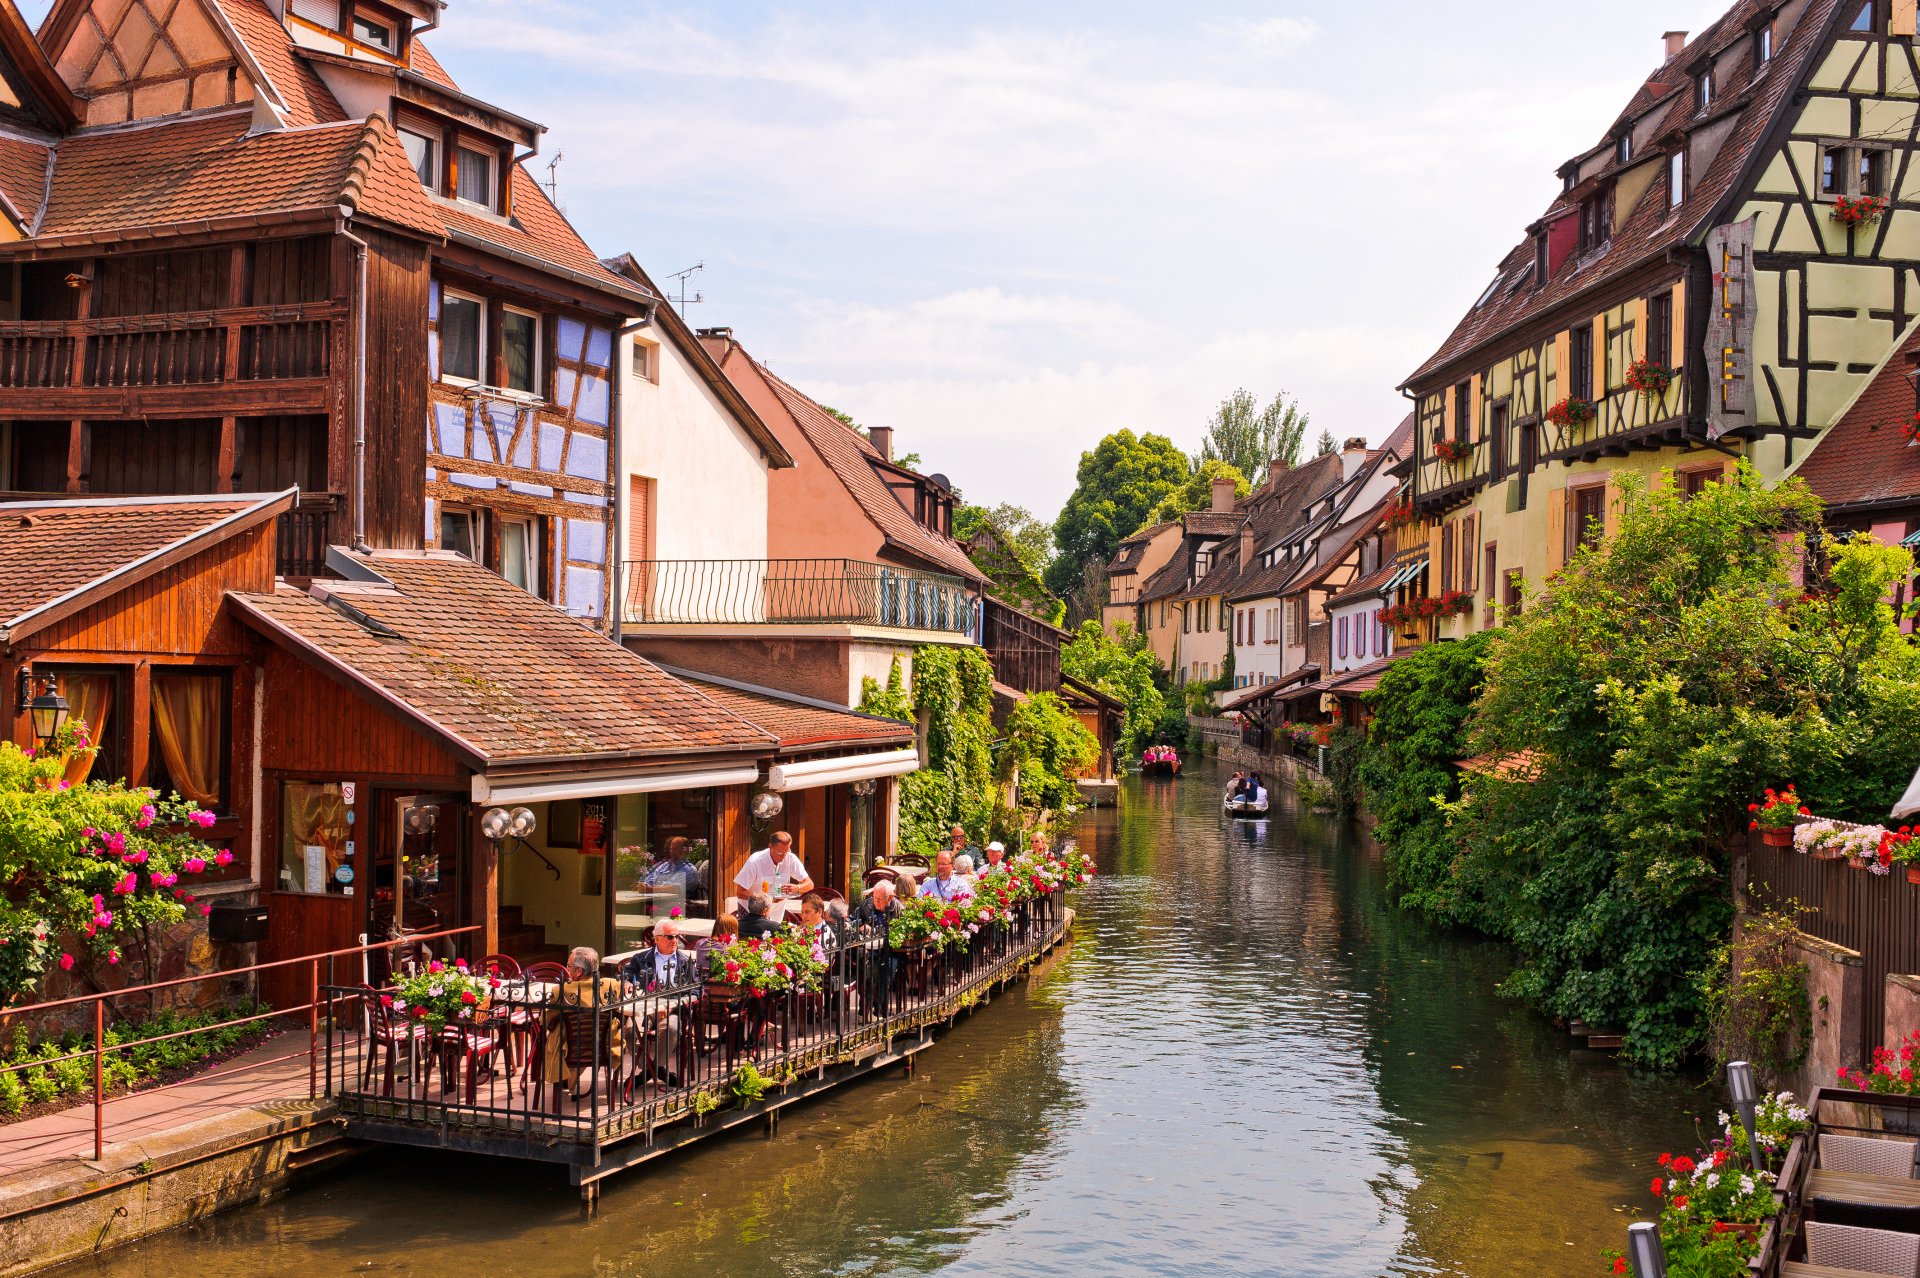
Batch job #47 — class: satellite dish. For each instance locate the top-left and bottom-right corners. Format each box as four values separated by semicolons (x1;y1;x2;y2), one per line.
927;473;952;491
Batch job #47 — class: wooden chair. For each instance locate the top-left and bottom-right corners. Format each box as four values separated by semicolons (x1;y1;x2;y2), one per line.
546;1003;625;1112
479;953;521;978
357;984;427;1098
888;853;930;869
1805;1221;1920;1277
1823;1134;1920;1180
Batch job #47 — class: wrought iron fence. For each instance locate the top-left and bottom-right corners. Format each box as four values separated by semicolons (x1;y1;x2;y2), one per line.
320;895;1069;1165
619;558;978;636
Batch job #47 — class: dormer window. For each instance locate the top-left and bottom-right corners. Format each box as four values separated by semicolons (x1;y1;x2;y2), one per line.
1695;70;1713;113
1754;24;1773;65
1533;232;1549;287
1616;133;1632;165
352;12;393;50
1577;187;1611;254
399;127;437;190
1669;151;1685;209
455;146;497;210
1562;169;1577;193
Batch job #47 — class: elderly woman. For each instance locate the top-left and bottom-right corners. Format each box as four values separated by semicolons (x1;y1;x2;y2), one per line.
542;945;625;1104
953;853;977;889
694;912;739;974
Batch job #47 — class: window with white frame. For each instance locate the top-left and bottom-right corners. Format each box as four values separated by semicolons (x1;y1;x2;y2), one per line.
498;515;541;593
1669;151;1685;209
439;506;479;560
455;146;496;210
501;305;540;395
632;337;659;384
440;290;484;383
351;11;394;50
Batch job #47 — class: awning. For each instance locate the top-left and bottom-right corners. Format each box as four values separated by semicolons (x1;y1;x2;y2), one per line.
768;747;921;792
473;763;761;805
1381;558;1429;593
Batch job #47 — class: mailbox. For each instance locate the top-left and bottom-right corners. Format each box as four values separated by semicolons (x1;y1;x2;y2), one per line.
207;901;269;944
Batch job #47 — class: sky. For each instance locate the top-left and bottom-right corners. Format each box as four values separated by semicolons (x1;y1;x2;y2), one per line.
26;0;1743;517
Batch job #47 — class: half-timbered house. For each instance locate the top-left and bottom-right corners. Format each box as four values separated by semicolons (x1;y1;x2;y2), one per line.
1404;0;1920;633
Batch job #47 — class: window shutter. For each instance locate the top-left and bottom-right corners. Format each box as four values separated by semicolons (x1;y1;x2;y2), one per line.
1461;513;1477;591
1603;475;1622;541
1545;488;1568;573
1628;297;1647;363
1897;0;1917;38
1671;281;1688;372
1552;329;1571;403
1594;315;1609;395
627;475;654;561
1469;374;1482;442
1440;520;1456;592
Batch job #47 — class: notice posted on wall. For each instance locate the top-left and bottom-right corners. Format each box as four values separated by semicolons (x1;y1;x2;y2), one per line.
303;845;327;894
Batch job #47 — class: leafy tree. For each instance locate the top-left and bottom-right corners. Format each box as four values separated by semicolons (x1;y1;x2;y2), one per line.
1138;460;1251;531
1196;389;1310;486
1371;466;1920;1067
1061;621;1165;754
1003;693;1099;817
955;503;1055;571
1046;429;1189;596
1316;429;1338;457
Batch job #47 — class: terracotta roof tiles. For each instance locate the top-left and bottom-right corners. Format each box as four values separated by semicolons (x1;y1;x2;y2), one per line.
0;134;50;228
671;672;914;751
205;0;347;128
439;165;640;297
231;552;776;765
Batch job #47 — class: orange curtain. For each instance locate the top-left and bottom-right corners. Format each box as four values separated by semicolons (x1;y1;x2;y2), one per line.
150;672;223;808
60;672;113;785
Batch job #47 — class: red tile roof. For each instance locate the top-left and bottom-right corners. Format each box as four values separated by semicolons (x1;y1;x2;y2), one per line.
28;110;441;242
439;164;641;298
0;134;50;228
667;670;914;752
1794;325;1920;510
206;0;347;127
0;491;292;641
231;552;777;766
1404;0;1842;387
407;39;459;90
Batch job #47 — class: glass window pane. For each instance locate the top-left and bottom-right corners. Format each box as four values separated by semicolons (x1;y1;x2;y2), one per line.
352;13;392;48
1853;1;1874;32
400;129;435;189
502;310;537;393
500;518;535;590
441;294;480;380
456;148;494;207
440;509;474;559
279;781;349;896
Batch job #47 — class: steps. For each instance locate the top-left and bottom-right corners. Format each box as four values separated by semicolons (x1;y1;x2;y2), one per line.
495;905;562;963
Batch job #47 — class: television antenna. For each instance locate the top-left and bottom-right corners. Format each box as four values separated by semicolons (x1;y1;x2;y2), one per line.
666;262;705;317
543;152;563;204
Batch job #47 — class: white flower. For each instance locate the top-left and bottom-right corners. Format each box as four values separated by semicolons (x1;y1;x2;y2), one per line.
458;1006;472;1019
1706;1173;1720;1189
428;983;443;997
1718;1109;1731;1127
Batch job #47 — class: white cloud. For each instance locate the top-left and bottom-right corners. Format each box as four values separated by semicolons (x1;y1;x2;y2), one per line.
1201;16;1321;54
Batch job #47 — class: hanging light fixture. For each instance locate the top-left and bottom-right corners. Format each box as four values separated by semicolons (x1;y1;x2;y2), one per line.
21;672;69;751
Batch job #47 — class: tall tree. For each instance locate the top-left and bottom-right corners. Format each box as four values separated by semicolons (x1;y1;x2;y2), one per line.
1046;429;1189;596
954;502;1054;570
1196;389;1310;486
1138;460;1251;531
1316;429;1338;457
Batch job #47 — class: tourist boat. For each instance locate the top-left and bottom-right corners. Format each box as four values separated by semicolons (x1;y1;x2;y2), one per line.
1140;750;1181;776
1224;795;1269;817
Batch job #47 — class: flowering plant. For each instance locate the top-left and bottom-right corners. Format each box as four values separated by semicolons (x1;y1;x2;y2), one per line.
1833;194;1887;227
1904;413;1920;446
1433;437;1473;465
1601;1103;1792;1275
1383;498;1418;528
1625;358;1676;397
0;741;227;1003
1546;396;1597;428
888;894;973;952
1884;825;1918;865
1837;1030;1920;1094
1747;786;1807;831
1794;818;1891;871
1433;589;1474;618
1722;1091;1812;1168
704;934;824;996
386;959;489;1031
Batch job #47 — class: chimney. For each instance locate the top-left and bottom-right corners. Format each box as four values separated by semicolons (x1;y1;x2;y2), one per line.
869;425;893;461
1266;456;1290;491
1343;437;1368;454
1237;520;1253;574
1210;475;1236;513
1663;30;1688;60
1339;437;1371;480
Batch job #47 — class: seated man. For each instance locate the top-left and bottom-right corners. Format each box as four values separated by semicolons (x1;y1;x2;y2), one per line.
738;892;784;939
542;946;625;1102
623;921;696;1083
946;824;975;861
922;850;974;903
825;898;854;945
980;841;1009;875
851;879;903;1013
1225;769;1245;801
798;893;834;960
641;836;698;913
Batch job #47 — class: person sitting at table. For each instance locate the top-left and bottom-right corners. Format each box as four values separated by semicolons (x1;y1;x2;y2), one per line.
826;898;853;945
947;824;975;859
798;893;833;959
543;946;625;1103
623;921;696;1084
695;912;739;971
739;892;783;940
923;850;974;903
734;830;813;906
852;879;903;1015
953;853;977;889
980;841;1009;875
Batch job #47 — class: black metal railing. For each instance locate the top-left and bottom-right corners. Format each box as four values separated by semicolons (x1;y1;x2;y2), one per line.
618;558;978;636
319;896;1068;1163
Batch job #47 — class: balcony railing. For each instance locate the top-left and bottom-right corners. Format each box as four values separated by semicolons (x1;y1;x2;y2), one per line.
620;558;979;637
0;302;340;414
275;495;341;579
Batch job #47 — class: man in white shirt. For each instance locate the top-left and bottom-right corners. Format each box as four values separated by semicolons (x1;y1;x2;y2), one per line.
735;831;813;913
922;850;974;903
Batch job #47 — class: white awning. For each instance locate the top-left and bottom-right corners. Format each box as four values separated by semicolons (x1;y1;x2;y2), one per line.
472;763;761;805
1381;559;1428;593
1893;763;1920;819
767;748;921;793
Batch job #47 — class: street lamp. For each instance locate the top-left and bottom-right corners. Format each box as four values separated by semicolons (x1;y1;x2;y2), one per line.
481;806;537;845
1728;1059;1761;1171
19;671;68;751
1626;1222;1667;1278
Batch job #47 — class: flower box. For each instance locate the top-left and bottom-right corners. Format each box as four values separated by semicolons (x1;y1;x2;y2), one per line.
1625;359;1676;398
704;979;743;1004
1433;437;1472;465
1833;194;1887;227
1762;827;1795;848
1545;397;1597;429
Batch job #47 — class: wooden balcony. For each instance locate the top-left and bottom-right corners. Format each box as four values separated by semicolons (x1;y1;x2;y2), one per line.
275;494;341;579
0;302;342;417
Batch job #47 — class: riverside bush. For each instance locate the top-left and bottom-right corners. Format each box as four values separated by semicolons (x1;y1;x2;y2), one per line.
1366;466;1920;1067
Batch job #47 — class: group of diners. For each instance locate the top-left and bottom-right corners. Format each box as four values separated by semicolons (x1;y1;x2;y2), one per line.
537;825;1057;1097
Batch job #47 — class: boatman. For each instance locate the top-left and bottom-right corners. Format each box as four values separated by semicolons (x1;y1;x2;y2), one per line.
1225;770;1245;802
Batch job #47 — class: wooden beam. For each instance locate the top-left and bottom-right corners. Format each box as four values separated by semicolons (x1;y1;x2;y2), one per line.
216;415;237;492
64;420;86;493
3;378;332;418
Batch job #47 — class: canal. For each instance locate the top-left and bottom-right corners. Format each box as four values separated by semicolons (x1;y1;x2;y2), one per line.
70;759;1705;1277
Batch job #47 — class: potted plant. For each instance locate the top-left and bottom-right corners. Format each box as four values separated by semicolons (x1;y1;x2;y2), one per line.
1546;396;1597;428
1625;358;1676;398
1833;194;1888;227
1748;786;1807;847
1384;498;1417;528
1885;826;1920;883
1903;412;1920;446
1433;437;1472;465
703;934;824;1000
386;959;490;1031
1837;1031;1920;1133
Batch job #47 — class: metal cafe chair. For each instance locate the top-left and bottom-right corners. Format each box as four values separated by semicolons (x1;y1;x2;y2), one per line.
1805;1220;1920;1276
357;984;428;1098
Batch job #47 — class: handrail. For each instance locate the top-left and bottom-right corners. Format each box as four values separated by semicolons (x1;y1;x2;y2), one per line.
0;301;345;337
0;924;480;1161
619;557;978;635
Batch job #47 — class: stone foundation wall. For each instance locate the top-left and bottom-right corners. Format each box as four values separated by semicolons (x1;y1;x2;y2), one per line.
10;913;259;1042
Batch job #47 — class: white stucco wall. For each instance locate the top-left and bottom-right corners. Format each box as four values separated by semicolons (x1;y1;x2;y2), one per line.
619;330;771;563
1329;599;1391;673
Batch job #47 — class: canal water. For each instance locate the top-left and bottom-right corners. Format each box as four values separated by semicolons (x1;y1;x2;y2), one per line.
71;760;1708;1277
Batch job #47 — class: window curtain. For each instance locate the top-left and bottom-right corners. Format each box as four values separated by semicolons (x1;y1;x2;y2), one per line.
60;672;114;785
151;672;223;809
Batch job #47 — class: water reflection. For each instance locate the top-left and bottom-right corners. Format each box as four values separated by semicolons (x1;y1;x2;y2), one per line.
69;760;1703;1278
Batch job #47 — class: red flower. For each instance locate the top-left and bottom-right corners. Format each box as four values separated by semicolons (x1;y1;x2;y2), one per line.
1671;1156;1695;1175
1650;1177;1663;1197
1656;1152;1672;1167
460;990;478;1005
1613;1260;1628;1275
1673;1195;1687;1209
